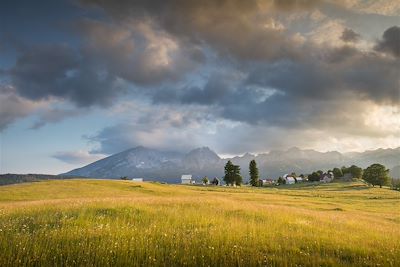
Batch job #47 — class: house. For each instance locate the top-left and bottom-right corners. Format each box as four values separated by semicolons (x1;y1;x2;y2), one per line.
181;174;193;184
283;174;296;184
131;178;143;182
285;176;296;184
320;172;334;183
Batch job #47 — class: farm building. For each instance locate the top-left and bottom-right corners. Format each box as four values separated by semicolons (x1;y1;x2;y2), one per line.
181;175;193;184
131;178;144;182
283;174;296;184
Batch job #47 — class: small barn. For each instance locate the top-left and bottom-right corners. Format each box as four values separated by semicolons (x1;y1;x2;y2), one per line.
181;174;193;184
131;178;144;182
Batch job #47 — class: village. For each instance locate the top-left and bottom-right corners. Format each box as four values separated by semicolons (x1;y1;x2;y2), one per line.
127;160;365;187
179;171;336;186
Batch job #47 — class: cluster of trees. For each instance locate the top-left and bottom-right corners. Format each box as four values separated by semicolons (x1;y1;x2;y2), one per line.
307;165;364;182
339;165;363;178
308;170;324;182
222;159;260;186
223;160;243;186
362;163;390;188
309;164;391;188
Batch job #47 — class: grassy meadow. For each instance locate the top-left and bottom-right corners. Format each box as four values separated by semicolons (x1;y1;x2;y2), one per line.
0;180;399;266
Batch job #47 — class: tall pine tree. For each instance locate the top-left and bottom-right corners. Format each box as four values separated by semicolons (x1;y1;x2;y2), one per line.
249;160;259;186
233;165;243;186
224;160;235;185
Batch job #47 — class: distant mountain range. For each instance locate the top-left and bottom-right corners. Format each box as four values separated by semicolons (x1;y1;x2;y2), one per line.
63;146;400;182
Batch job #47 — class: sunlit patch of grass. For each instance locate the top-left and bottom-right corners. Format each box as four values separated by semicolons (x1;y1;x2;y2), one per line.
0;180;399;266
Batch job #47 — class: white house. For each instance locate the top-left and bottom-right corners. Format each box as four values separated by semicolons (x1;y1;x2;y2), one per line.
283;174;296;184
131;178;144;182
181;174;193;184
285;177;296;184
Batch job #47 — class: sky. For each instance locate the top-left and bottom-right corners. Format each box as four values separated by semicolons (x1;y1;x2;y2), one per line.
0;0;399;174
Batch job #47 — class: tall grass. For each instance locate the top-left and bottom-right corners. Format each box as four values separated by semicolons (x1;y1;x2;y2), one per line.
0;180;399;266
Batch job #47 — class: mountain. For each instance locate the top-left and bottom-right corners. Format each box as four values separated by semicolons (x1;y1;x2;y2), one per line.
64;146;400;182
64;146;223;182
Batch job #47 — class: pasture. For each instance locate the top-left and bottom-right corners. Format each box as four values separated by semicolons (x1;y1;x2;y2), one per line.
0;180;399;266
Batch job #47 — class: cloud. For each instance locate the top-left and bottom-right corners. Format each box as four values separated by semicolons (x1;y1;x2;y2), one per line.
0;85;44;131
52;150;105;164
374;26;400;57
340;28;361;42
86;100;218;154
76;19;204;86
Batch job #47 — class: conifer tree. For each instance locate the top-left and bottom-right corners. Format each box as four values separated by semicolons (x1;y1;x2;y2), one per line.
249;160;259;186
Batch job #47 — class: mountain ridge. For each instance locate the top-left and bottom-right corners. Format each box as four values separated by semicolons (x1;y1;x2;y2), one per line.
64;146;400;182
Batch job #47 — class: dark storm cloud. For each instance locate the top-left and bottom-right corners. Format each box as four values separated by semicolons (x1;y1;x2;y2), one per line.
374;26;400;57
150;43;399;130
340;28;361;42
80;0;306;62
251;49;399;103
5;18;203;108
7;44;121;107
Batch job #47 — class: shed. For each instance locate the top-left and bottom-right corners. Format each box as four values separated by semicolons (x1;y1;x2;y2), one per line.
181;174;193;184
131;178;144;182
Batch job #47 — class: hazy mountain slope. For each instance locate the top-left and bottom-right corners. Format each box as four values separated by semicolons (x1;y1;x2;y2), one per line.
345;148;400;168
64;146;399;182
389;165;400;179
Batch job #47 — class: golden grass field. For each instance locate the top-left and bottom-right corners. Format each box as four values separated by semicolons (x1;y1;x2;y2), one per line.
0;179;399;266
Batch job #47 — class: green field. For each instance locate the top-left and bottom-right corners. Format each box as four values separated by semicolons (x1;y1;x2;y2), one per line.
0;180;399;266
